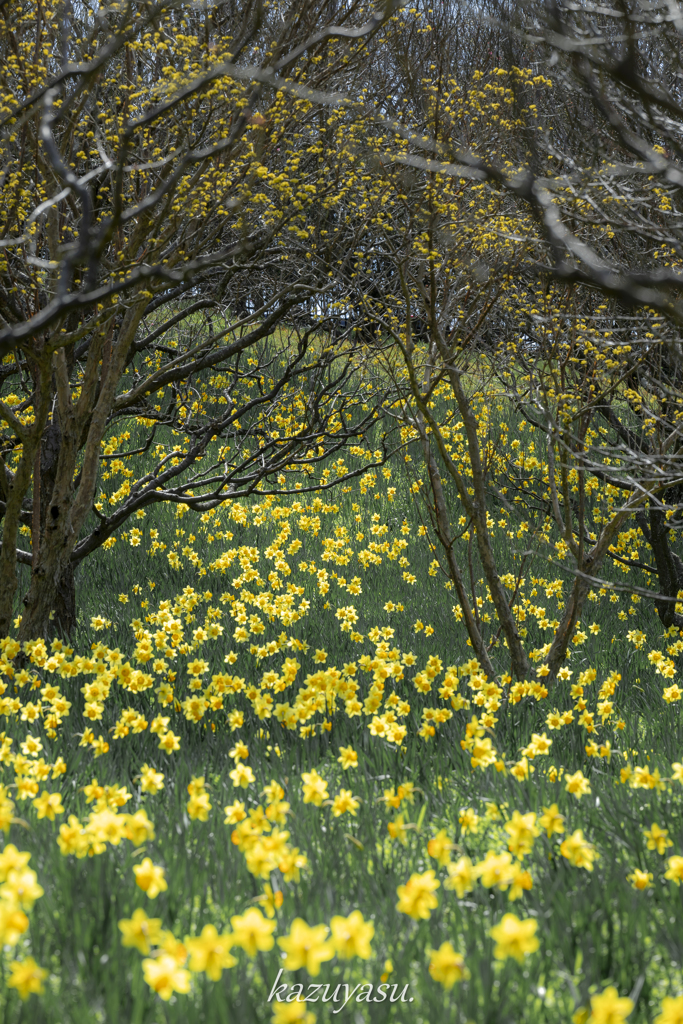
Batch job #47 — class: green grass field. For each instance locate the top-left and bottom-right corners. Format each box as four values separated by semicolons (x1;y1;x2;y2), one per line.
1;415;682;1024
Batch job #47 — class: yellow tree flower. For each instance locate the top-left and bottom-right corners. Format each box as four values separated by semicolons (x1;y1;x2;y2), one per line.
587;986;633;1024
185;924;236;980
230;907;276;956
329;910;374;959
277;918;334;975
133;858;168;899
118;909;163;955
142;954;191;1000
7;957;47;1000
395;870;440;920
427;941;470;989
489;913;539;961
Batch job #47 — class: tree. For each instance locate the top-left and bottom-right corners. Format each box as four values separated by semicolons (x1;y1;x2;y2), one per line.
0;0;400;640
331;53;560;679
332;0;683;681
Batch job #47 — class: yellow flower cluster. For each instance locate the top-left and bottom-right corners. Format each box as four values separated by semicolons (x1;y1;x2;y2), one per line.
118;903;375;1000
0;837;46;996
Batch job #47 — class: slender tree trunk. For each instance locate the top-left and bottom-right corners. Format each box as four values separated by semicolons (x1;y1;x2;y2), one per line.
395;266;529;679
443;369;531;680
544;500;640;679
639;505;683;629
416;413;496;679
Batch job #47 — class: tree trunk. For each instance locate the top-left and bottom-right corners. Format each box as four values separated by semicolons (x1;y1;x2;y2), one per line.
416;413;496;679
640;505;683;629
20;555;76;643
0;353;53;638
447;369;531;680
16;304;146;642
17;410;77;641
53;562;76;637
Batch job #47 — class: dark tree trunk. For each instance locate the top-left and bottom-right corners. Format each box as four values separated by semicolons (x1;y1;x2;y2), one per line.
20;411;77;641
638;505;683;629
50;561;76;639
